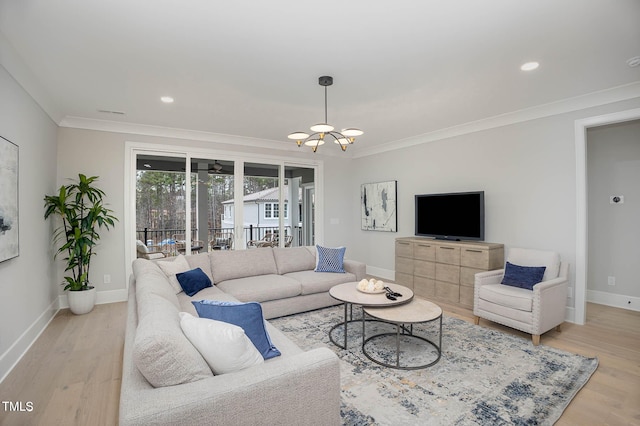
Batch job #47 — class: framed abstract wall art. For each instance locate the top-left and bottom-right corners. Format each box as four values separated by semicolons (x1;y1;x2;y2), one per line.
0;135;19;262
361;180;397;232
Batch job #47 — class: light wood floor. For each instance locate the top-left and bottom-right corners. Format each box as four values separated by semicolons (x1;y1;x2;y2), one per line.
0;301;638;425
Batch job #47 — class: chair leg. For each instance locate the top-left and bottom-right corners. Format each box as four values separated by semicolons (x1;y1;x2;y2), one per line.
532;334;540;346
473;316;480;325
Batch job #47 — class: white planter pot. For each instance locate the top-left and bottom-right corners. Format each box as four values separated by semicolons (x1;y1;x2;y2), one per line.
67;287;97;315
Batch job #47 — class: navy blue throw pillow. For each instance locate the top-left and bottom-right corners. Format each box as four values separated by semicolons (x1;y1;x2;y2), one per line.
501;262;546;290
175;268;212;296
192;300;281;360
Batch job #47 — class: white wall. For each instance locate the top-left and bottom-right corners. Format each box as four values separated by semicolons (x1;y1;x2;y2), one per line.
587;120;640;306
0;66;58;382
347;97;640;315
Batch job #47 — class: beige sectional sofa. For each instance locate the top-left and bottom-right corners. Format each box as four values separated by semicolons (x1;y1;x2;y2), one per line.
120;246;366;425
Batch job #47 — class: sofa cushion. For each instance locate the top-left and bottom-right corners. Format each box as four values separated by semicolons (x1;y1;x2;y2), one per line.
507;248;560;282
216;274;301;303
179;312;264;374
186;252;214;283
210;248;278;283
284;270;358;295
133;258;180;310
177;286;237;316
192;300;281;360
478;283;533;312
273;246;317;275
176;268;213;296
157;255;191;294
314;245;346;273
133;293;212;387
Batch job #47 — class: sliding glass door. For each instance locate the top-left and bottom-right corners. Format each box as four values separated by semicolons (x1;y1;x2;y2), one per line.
191;158;235;252
285;164;315;247
131;147;319;264
135;154;188;257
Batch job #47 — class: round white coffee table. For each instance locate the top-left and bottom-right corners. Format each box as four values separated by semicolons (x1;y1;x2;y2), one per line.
329;282;413;349
363;298;442;369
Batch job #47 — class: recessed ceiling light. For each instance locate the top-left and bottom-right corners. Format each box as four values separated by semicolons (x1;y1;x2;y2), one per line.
520;62;539;71
160;96;174;103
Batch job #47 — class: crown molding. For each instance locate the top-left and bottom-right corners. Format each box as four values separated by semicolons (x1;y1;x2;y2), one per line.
58;116;355;158
352;81;640;159
58;116;298;152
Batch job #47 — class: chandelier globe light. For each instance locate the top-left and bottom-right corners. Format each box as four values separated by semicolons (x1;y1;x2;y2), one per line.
288;76;363;153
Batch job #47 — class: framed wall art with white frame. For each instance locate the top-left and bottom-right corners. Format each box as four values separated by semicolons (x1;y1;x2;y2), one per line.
0;135;19;262
361;180;397;232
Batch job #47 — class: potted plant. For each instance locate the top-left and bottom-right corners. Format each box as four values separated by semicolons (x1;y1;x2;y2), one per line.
44;174;117;314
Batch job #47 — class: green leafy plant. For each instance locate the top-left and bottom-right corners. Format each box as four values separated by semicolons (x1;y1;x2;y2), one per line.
44;174;118;291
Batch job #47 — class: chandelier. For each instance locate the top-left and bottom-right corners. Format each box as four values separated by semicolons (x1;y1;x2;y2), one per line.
288;76;363;153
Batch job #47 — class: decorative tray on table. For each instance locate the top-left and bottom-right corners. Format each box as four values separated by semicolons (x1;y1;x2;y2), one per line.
356;279;386;294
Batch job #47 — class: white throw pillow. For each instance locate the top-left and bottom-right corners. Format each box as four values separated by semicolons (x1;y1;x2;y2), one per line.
179;312;264;375
157;255;190;294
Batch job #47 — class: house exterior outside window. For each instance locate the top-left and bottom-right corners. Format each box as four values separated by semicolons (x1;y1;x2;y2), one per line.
263;202;288;219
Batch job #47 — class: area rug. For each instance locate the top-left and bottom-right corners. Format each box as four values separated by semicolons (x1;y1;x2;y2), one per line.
270;305;598;426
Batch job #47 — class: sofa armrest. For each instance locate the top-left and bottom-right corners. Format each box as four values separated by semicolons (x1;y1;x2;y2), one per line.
474;269;504;287
120;347;340;426
531;263;569;334
343;259;366;281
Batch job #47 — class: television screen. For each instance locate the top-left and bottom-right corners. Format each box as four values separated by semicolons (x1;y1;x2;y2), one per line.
415;191;484;241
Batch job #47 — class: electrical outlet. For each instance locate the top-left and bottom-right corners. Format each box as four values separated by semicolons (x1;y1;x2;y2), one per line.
104;274;111;284
607;276;615;286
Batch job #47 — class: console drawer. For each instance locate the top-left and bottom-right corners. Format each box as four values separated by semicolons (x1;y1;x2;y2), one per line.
436;245;460;264
395;272;414;289
435;281;459;303
414;242;435;261
414;276;435;298
395;240;413;258
395;256;413;274
436;263;460;284
460;266;483;287
459;286;474;307
414;260;435;279
461;248;489;269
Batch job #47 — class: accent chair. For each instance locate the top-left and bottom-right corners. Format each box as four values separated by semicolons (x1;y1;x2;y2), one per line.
473;247;569;346
135;240;165;260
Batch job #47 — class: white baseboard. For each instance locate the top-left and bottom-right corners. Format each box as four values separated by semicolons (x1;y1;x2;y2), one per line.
587;290;640;312
564;306;576;323
366;265;395;281
57;288;128;309
0;299;59;384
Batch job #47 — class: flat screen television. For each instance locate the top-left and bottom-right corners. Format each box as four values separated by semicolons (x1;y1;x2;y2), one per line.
415;191;484;241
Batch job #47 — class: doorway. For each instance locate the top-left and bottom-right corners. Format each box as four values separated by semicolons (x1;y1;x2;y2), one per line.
574;107;640;324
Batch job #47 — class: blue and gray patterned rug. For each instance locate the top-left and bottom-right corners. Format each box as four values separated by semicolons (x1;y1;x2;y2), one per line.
270;305;598;426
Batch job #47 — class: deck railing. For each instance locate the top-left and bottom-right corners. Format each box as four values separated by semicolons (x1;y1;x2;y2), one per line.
136;225;302;252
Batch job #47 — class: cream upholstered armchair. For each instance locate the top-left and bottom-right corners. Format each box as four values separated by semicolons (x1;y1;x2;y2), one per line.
473;248;569;346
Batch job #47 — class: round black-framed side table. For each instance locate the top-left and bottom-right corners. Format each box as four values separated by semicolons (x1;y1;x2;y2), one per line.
362;298;442;370
328;282;413;350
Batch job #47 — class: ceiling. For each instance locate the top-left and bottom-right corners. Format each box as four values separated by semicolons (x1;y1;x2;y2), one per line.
1;0;639;155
